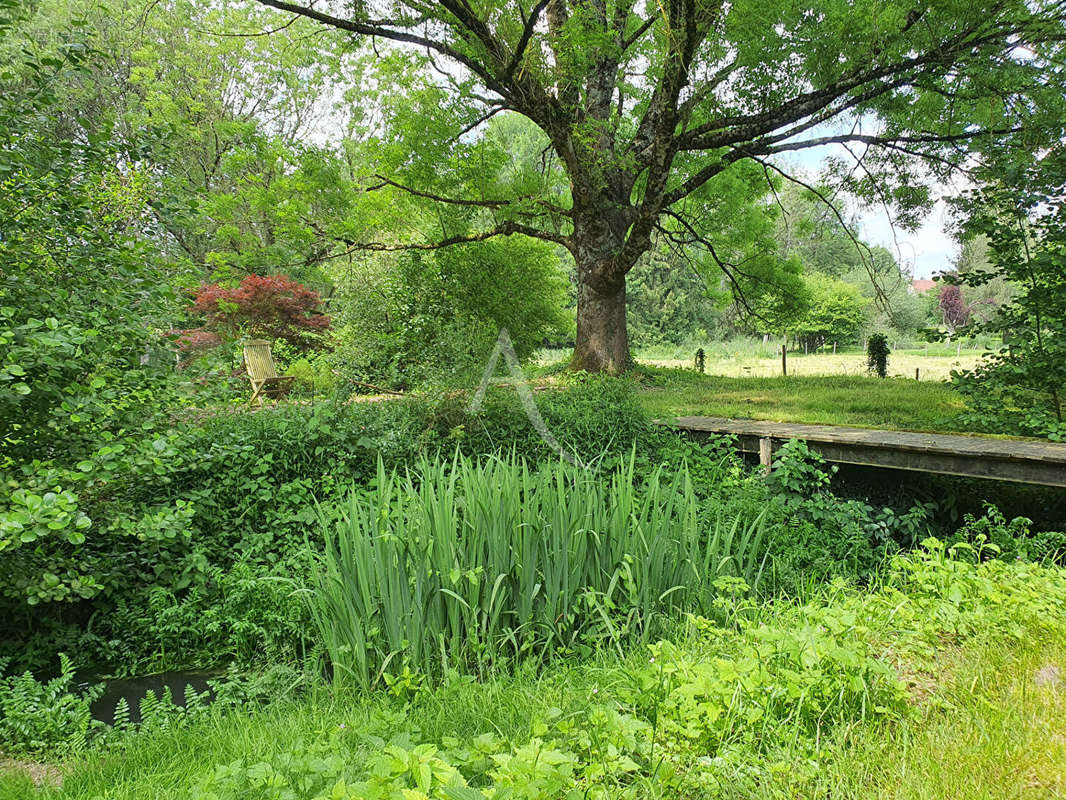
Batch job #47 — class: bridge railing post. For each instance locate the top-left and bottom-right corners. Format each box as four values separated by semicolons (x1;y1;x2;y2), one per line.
759;437;773;475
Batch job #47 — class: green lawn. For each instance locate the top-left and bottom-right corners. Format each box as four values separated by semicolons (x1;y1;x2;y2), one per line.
831;640;1066;799
637;367;974;433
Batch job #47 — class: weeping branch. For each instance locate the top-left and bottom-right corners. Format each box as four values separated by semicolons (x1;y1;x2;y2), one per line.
751;157;889;310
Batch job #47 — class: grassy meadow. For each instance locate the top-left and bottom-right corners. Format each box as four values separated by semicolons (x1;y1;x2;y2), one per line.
539;340;991;381
636;370;972;433
643;348;984;381
532;339;995;433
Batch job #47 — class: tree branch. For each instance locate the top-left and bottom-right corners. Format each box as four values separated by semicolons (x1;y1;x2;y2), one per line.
332;221;572;252
252;0;513;99
752;157;891;311
504;0;551;78
759;127;1024;157
664;126;1020;206
365;174;573;216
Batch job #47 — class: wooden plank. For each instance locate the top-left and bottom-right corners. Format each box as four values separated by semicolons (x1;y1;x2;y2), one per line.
665;416;1066;488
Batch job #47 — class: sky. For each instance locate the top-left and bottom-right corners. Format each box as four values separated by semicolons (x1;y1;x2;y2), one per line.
858;200;956;280
783;142;961;280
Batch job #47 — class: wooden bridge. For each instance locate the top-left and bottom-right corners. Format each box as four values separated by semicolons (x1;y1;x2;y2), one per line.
668;417;1066;488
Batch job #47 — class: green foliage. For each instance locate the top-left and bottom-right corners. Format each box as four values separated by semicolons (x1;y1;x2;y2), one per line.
950;149;1066;439
0;378;674;674
106;561;312;675
0;657;315;759
789;275;870;350
0;12;178;464
192;590;911;799
766;439;836;497
57;546;1066;800
763;440;940;595
0;654;101;757
866;334;890;378
331;243;568;390
283;353;337;398
309;453;767;688
946;505;1066;565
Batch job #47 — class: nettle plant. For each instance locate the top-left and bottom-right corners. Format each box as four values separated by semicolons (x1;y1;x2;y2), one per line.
767;439;936;554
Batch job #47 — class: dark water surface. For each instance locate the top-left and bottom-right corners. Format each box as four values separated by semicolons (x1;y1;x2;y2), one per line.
81;670;220;725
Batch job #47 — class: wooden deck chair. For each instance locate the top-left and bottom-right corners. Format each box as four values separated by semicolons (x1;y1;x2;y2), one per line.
243;339;295;406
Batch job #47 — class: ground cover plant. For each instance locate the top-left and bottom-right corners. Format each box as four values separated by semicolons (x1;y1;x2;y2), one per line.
3;542;1066;798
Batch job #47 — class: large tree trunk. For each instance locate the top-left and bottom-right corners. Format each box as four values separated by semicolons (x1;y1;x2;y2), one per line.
569;273;630;374
566;197;642;374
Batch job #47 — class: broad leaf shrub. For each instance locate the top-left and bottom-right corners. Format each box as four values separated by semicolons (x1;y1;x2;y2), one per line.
329;242;569;392
191;545;1066;800
762;439;941;595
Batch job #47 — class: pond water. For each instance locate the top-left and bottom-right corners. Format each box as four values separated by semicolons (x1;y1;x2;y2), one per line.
81;670;220;725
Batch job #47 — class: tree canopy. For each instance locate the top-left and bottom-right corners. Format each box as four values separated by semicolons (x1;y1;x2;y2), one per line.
254;0;1066;372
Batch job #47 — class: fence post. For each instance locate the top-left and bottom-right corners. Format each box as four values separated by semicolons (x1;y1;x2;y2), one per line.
781;344;787;376
915;367;920;381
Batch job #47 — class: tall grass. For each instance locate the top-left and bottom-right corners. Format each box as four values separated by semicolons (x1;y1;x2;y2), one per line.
308;453;767;688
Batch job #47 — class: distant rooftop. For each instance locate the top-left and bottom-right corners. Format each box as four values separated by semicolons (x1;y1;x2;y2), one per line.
910;279;937;294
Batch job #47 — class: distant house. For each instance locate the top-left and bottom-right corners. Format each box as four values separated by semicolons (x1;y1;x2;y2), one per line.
909;279;937;295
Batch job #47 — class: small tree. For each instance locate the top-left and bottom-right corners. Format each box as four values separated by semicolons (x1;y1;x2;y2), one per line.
184;274;330;350
937;282;971;333
790;276;868;352
866;334;890;379
950;148;1066;437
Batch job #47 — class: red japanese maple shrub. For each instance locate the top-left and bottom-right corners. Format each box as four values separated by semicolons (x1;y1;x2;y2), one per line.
184;274;330;349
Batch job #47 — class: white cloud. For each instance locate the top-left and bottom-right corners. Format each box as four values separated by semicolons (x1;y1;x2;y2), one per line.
858;199;957;279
